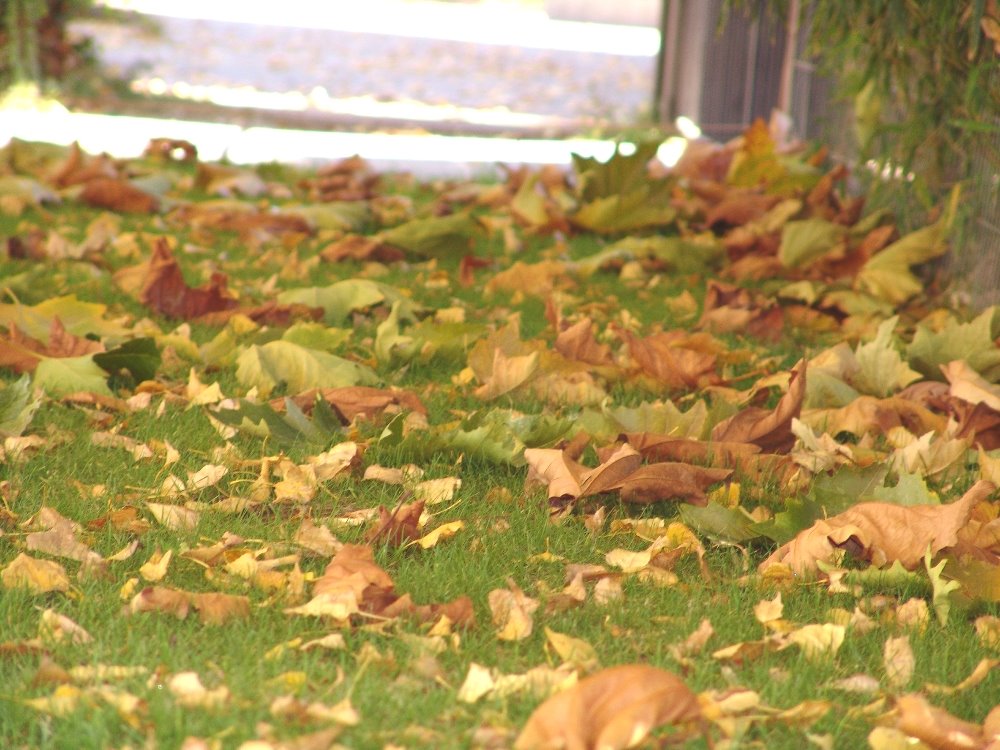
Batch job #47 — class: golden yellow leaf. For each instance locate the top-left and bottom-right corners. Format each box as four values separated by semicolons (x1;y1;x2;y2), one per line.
1;553;70;594
544;627;599;671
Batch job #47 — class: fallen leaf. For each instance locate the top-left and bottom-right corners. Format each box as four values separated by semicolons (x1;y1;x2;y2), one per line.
514;664;702;749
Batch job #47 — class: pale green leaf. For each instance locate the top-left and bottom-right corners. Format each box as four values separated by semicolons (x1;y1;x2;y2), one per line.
851;316;921;397
33;355;112;397
907;307;1000;381
778;218;846;268
236;341;378;398
0;374;40;437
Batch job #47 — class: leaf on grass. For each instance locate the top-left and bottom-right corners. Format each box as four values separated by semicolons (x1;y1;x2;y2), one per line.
712;360;806;452
883;635;914;689
514;664;702;750
855;185;957;304
544;627;599;671
0;374;40;437
489;579;539;641
892;693;985;750
619;329;722;390
907;307;1000;382
1;553;70;594
618;462;732;506
787;623;846;660
79;177;159;213
33;354;111;397
778;218;846;268
93;338;160;383
133;238;238;319
236;340;378;398
760;480;994;577
378;211;478;259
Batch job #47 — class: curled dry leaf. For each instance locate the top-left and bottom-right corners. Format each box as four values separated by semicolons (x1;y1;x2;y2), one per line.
514;664;702;750
712;360;806;452
894;693;986;750
760;480;995;577
79;178;159;214
134;237;238;320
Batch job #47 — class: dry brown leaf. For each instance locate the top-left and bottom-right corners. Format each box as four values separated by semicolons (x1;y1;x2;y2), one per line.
894;693;985;750
189;592;251;625
126;586;191;619
712;360;806;452
554;318;614;367
514;664;702;750
366;498;425;547
618;462;732;505
762;480;995;577
134;237;239;320
620;329;722;390
79;178;159;213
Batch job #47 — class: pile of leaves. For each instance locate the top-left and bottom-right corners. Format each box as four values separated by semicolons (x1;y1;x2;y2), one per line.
0;121;998;748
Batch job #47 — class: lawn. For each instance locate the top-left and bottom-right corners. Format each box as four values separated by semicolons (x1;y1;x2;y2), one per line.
0;125;998;749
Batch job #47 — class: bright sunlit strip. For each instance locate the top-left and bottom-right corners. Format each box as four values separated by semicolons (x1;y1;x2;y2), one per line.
131;78;572;130
0;106;619;177
97;0;660;57
656;137;688;168
675;116;702;140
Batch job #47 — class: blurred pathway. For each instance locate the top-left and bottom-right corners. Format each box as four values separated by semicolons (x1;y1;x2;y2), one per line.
73;0;659;133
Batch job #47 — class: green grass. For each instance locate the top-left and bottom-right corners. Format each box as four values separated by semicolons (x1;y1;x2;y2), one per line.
0;139;998;750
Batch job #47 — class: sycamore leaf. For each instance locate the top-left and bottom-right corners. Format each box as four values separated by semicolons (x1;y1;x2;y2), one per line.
33;355;111;397
489;580;539;641
712;360;806;452
907;307;1000;382
760;480;993;577
236;341;378;398
0;374;40;437
851;316;921;397
378;211;478;258
883;635;914;689
1;553;70;594
514;664;701;750
278;279;407;322
778;218;846;268
212;397;341;447
856;185;958;304
93;338;160;383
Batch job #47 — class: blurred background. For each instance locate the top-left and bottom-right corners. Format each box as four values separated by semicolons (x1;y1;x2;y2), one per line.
1;0;997;298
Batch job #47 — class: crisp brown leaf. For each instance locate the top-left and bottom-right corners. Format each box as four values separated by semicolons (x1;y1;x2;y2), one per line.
79;178;159;213
761;480;995;577
366;498;425;547
554;318;614;367
620;329;722;390
137;237;238;319
712;360;806;452
893;693;986;750
618;462;732;505
514;664;702;749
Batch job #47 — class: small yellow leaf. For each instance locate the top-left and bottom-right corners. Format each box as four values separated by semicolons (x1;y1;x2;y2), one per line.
605;548;651;573
544;627;599;671
457;662;496;703
787;624;845;660
139;548;173;582
414;520;464;549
